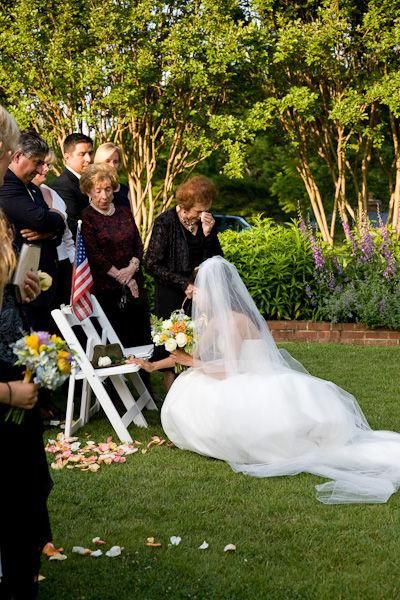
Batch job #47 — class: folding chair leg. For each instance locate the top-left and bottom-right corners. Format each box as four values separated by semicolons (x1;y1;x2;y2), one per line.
88;376;133;442
126;372;158;410
64;374;77;439
110;375;148;428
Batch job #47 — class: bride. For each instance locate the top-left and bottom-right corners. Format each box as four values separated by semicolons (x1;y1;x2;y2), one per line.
134;256;400;504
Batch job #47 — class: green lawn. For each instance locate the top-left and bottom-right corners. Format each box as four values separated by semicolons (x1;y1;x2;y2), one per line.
40;343;400;600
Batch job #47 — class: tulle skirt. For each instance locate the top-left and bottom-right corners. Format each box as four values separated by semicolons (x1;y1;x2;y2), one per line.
161;367;400;504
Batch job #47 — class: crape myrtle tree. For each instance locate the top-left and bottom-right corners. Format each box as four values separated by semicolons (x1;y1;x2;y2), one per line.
251;0;400;242
0;0;263;242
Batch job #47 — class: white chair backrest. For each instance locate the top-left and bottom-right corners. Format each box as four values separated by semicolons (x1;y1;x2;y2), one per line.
54;295;124;363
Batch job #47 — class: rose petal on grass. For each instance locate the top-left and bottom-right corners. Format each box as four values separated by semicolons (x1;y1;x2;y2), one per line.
223;544;236;552
49;553;67;561
198;541;209;550
105;545;123;557
38;574;46;582
42;542;64;557
92;537;107;545
88;463;100;472
90;550;103;557
146;537;161;548
169;536;181;546
72;546;92;556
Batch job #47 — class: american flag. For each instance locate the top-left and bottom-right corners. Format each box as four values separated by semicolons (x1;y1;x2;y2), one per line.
71;223;93;321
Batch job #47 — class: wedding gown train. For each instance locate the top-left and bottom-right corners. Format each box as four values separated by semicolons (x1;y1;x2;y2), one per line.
160;257;400;504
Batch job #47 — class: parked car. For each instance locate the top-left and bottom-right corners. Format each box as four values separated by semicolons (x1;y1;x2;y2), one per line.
213;214;251;233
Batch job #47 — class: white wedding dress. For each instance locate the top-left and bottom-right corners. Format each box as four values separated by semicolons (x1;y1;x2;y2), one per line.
161;257;400;504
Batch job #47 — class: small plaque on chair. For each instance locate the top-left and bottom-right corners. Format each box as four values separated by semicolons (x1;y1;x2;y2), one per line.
91;344;126;368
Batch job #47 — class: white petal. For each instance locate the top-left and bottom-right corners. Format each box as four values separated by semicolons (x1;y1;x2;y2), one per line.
90;550;103;557
223;544;236;552
105;545;122;557
72;546;91;555
169;536;181;546
49;553;68;561
198;541;209;550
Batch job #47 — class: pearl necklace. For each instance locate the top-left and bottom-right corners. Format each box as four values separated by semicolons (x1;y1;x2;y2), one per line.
90;201;116;216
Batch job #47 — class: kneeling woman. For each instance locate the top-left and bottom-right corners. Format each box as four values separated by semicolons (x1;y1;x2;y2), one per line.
132;256;400;506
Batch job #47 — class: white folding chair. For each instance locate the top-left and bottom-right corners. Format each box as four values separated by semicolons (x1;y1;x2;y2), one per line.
51;295;157;443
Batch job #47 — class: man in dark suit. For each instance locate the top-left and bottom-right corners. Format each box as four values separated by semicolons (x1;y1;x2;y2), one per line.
0;132;65;330
51;132;93;238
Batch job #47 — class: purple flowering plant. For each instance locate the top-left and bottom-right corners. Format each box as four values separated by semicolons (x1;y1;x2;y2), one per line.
298;213;400;328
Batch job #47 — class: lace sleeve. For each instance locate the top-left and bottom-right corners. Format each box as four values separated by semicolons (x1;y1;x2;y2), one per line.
144;218;189;290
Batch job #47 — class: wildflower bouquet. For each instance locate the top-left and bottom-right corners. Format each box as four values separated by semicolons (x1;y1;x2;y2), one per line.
8;332;74;424
150;310;195;373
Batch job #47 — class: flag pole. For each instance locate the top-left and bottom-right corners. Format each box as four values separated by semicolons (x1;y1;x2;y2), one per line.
69;220;82;306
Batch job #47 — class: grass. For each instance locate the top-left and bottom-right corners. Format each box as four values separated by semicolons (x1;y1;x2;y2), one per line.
39;343;400;600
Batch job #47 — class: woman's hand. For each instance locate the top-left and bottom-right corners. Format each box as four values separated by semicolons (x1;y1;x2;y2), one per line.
126;358;155;373
170;349;194;367
23;270;41;303
200;211;215;236
117;263;137;285
1;381;40;410
185;283;195;299
127;279;139;298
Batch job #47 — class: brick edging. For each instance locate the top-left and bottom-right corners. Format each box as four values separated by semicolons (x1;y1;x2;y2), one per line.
267;321;400;346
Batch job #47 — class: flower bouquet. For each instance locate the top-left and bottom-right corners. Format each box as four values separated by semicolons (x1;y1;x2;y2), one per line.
150;310;195;373
7;331;74;424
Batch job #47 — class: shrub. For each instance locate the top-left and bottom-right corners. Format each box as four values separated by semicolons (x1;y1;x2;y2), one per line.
220;217;315;320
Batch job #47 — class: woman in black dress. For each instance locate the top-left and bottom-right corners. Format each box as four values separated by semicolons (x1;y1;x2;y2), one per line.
0;105;52;600
144;175;222;391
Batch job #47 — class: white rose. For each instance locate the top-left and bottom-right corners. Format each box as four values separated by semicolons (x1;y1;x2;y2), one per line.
162;319;173;329
153;334;161;344
98;356;112;367
176;332;187;348
165;338;177;352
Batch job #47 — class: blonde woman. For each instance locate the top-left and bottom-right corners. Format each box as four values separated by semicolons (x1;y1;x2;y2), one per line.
0;106;52;600
94;142;130;208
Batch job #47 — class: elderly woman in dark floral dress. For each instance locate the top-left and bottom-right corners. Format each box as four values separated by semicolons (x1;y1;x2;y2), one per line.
144;175;222;391
80;163;151;348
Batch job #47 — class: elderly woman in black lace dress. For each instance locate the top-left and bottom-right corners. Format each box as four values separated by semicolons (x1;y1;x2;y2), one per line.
144;175;222;391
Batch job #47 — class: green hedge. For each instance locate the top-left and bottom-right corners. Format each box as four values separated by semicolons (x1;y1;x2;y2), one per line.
220;218;315;320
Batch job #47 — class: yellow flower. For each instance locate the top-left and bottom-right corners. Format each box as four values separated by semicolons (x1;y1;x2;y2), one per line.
50;334;62;344
159;333;168;343
39;344;48;353
57;350;70;360
25;334;40;354
57;358;71;375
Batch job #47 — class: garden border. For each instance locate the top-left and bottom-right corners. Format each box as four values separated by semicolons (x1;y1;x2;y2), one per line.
267;321;400;346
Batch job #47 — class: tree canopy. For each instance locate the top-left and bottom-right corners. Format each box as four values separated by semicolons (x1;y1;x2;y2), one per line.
2;0;400;242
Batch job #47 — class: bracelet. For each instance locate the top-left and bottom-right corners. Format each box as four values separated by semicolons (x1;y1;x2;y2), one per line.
5;382;12;406
129;257;140;270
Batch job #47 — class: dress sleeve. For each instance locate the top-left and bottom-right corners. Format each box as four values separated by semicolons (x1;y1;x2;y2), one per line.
144;218;188;290
203;228;223;260
129;214;144;264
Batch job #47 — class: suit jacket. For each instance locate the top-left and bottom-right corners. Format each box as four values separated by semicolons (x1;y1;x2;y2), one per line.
51;168;89;238
0;169;65;278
